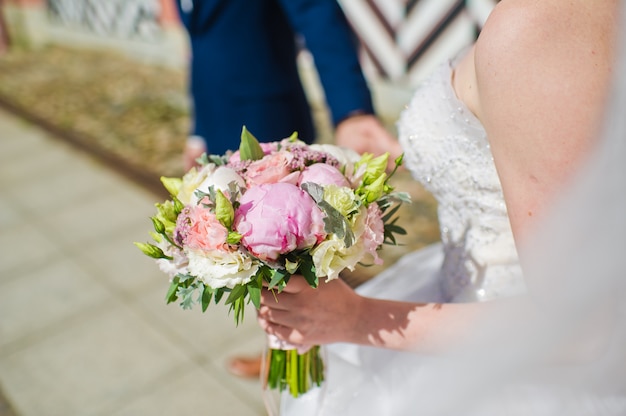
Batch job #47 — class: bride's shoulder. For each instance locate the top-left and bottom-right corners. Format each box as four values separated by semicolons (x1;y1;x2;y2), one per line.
476;0;617;60
473;0;617;113
469;0;618;241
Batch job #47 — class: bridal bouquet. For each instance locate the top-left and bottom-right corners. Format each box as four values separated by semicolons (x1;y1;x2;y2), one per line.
135;127;409;398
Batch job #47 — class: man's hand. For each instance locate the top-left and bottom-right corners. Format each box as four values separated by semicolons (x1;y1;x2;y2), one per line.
183;136;206;171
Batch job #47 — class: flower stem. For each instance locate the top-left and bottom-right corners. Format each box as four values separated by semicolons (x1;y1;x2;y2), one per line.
265;346;325;398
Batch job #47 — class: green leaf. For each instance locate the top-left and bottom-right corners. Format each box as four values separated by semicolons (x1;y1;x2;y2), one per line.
232;296;246;325
225;284;247;305
201;285;213;312
381;202;402;222
239;126;265;161
248;278;262;309
268;269;289;290
214;288;226;304
165;277;180;304
299;259;318;288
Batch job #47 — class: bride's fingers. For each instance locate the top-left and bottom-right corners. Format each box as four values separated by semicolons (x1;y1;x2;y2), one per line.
264;275;311;294
258;305;298;327
257;315;305;344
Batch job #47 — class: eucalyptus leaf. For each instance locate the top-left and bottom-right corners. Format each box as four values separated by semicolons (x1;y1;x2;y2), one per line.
177;285;197;310
301;182;324;203
301;183;355;247
208;154;226;165
320;201;354;247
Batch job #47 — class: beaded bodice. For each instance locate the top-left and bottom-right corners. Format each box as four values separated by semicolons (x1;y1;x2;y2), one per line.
397;61;526;302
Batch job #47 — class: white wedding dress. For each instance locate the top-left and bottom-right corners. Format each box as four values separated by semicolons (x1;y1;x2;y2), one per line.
279;57;528;415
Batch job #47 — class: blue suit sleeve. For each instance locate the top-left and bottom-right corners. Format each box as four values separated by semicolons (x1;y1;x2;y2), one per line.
276;0;375;126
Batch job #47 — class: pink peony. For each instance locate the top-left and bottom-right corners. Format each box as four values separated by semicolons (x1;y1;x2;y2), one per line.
234;183;326;261
176;205;229;252
298;163;350;187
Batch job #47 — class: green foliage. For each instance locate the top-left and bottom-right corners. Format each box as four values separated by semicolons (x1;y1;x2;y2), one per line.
239;126;265;161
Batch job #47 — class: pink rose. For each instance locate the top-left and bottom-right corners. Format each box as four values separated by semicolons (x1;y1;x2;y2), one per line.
245;151;294;186
175;205;229;252
298;163;350;187
228;142;278;163
234;183;326;261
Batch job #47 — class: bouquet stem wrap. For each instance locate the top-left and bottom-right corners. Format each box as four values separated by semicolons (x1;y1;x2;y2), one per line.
263;335;324;398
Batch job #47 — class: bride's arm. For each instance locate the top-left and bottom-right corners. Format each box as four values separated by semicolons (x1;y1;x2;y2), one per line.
472;0;617;245
258;275;529;352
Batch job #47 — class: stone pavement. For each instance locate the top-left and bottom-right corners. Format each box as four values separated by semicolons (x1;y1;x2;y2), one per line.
0;108;268;415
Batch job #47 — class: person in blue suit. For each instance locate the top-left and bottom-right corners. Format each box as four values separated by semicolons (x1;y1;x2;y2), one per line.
175;0;401;170
174;0;401;377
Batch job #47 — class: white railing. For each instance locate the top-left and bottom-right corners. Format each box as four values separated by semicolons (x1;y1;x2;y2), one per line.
47;0;163;41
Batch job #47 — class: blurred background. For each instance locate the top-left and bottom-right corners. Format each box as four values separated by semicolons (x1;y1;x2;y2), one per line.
0;1;496;415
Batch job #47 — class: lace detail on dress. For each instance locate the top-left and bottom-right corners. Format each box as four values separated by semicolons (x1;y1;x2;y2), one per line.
397;61;526;302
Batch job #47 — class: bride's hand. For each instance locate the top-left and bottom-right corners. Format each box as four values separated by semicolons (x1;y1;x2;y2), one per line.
257;275;363;346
